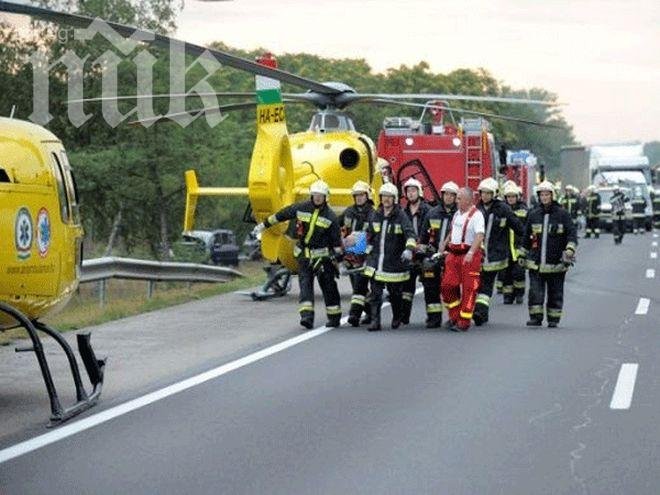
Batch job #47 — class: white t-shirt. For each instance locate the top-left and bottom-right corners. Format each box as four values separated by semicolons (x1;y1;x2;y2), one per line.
449;207;485;245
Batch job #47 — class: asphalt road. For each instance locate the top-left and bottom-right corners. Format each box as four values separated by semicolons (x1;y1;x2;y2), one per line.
0;231;658;494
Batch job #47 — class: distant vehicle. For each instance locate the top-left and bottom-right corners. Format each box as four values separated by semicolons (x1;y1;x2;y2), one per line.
596;186;633;232
593;170;652;230
241;231;262;261
177;229;239;266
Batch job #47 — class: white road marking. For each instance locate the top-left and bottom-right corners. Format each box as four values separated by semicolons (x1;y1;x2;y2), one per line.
635;298;650;315
646;269;656;279
652;241;658;247
0;287;423;464
654;233;659;238
610;363;639;410
651;252;658;259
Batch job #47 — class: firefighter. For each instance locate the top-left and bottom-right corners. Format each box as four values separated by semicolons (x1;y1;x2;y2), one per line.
401;177;432;325
652;188;660;229
339;180;376;327
630;186;647;234
363;183;417;331
560;185;581;232
255;180;343;329
500;181;528;304
472;177;524;326
610;186;628;245
584;185;601;238
418;180;459;328
519;181;577;328
440;187;486;332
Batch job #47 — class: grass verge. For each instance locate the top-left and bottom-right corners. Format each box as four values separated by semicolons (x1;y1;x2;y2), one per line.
0;261;265;346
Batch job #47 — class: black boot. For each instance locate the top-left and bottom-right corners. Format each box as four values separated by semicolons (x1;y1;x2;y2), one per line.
390;298;402;329
325;314;341;328
515;294;524;305
472;304;488;326
400;299;412;325
503;295;514;305
426;313;443;329
347;304;362;327
547;321;559;328
300;312;314;329
526;318;542;327
368;302;381;331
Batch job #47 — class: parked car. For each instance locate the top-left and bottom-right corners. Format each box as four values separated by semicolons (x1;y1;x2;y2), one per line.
174;229;240;266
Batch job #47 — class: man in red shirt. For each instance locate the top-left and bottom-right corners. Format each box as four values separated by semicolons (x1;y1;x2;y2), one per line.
440;187;486;331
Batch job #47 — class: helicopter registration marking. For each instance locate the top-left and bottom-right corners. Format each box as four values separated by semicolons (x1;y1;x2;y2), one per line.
258;104;286;124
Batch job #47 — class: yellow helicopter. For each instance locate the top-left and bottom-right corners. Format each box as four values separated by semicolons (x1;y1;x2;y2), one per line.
0;2;560;305
0;115;105;425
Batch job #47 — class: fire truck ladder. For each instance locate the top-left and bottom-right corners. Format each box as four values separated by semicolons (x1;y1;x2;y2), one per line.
396;159;441;205
465;132;484;190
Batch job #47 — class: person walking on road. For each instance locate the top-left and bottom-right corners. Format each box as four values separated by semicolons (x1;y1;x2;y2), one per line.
584;185;601;238
418;181;459;328
500;181;528;304
401;177;432;325
519;181;577;328
472;178;524;325
440;187;485;332
339;180;376;327
363;183;417;331
610;186;628;245
255;180;343;329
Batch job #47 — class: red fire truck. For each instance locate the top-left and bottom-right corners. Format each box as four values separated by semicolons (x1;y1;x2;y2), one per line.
500;150;538;203
376;103;500;203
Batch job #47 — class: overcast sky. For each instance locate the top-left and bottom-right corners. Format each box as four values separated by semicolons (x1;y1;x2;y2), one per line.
175;0;660;145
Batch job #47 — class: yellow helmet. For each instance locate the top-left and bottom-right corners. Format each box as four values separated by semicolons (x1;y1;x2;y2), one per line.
379;182;399;201
440;181;459;195
351;180;372;198
403;177;423;196
478;177;499;194
309;180;330;197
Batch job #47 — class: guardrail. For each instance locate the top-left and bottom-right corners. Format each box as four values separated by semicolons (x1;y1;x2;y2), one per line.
81;257;244;306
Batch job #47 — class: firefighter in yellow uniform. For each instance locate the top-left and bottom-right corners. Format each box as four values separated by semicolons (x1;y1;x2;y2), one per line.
500;181;528;304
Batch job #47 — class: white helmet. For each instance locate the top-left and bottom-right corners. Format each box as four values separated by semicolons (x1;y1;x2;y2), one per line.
403;177;423;196
536;180;555;198
351;180;372;198
478;177;499;194
440;181;459;195
309;180;330;197
502;181;520;197
379;182;399;201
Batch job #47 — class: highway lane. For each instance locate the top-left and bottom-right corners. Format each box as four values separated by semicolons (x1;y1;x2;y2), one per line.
0;232;657;494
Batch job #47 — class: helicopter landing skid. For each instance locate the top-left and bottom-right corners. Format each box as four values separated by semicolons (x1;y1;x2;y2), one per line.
0;302;106;427
241;265;292;301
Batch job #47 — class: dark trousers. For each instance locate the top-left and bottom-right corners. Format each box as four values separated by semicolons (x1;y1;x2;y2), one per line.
501;260;525;302
298;258;341;324
400;263;443;325
370;281;403;327
613;215;626;243
348;272;371;320
528;270;566;323
633;216;645;233
585;217;600;237
473;268;501;324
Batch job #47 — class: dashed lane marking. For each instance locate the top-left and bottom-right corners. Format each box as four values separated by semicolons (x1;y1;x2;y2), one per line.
0;288;423;464
635;298;650;315
651;252;658;259
646;269;655;279
653;241;658;247
610;363;639;410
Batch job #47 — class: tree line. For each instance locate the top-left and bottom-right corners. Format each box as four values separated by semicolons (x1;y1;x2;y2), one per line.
0;0;577;259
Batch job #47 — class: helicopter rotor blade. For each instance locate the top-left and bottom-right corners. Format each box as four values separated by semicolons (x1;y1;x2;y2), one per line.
366;99;565;129
0;1;340;95
68;92;321;104
339;93;561;107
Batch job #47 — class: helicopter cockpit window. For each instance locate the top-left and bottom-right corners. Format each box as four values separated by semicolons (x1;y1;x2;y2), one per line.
51;153;70;223
324;114;340;130
309;114;323;131
59;151;81;224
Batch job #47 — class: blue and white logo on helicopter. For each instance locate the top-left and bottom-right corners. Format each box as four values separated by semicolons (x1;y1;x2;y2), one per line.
15;207;33;260
37;207;51;258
